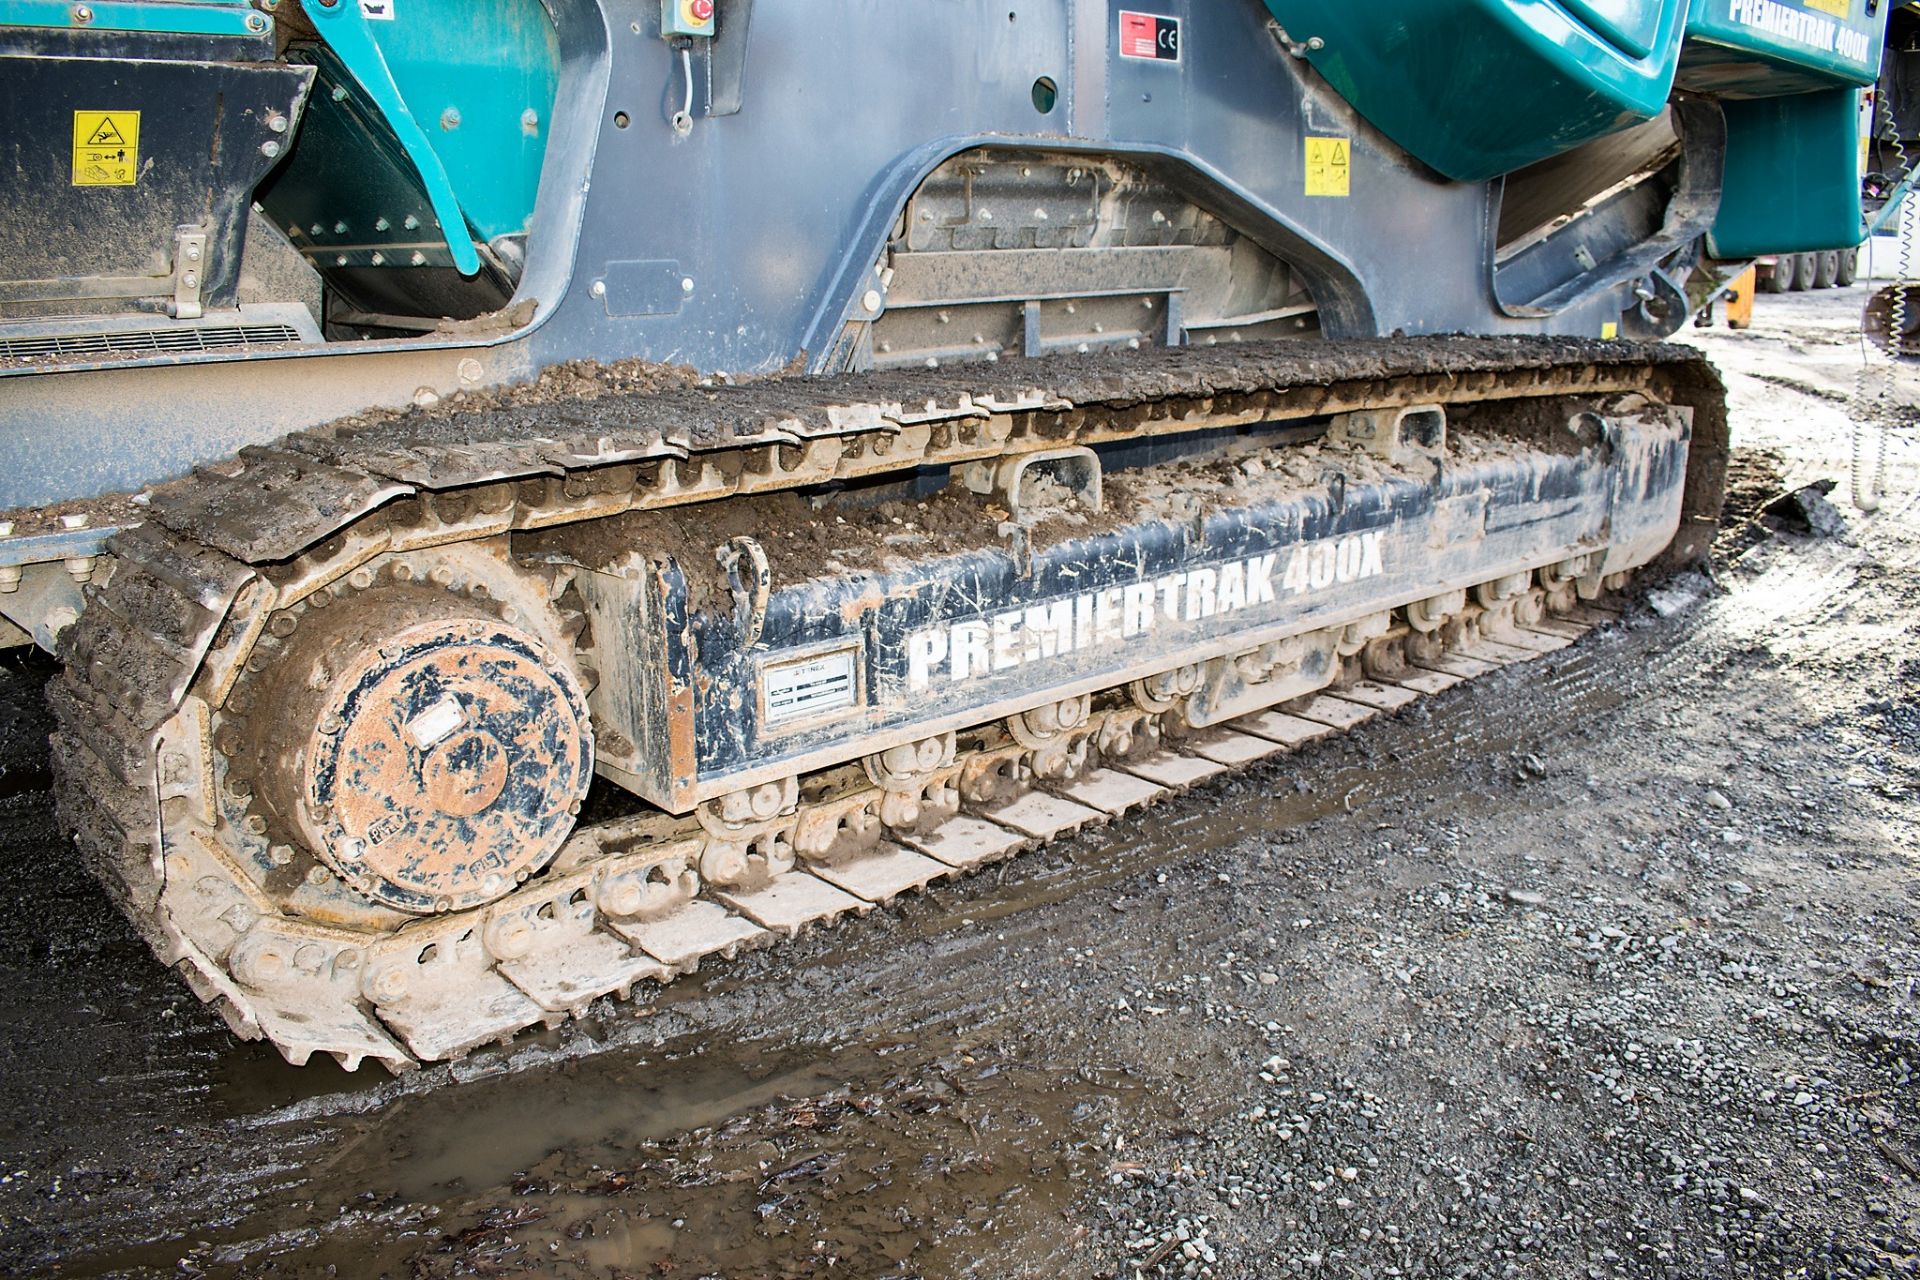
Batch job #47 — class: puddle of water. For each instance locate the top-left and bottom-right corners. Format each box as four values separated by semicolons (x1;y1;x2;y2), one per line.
123;1028;1138;1279
369;1048;859;1201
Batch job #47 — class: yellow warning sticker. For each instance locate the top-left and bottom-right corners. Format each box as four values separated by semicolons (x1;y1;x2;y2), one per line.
1305;137;1350;198
72;110;140;187
1601;321;1620;340
1804;0;1850;17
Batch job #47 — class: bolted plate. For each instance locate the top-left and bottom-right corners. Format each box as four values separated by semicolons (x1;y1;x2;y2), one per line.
372;969;549;1062
1411;652;1500;678
981;791;1107;840
1526;618;1590;641
1188;730;1289;767
499;932;669;1013
253;994;413;1072
718;872;870;936
808;842;951;903
1337;681;1420;712
1289;695;1377;730
900;815;1030;869
1055;768;1166;815
307;618;593;915
609;899;768;970
1120;750;1228;790
1460;638;1545;664
1499;627;1576;653
1393;669;1463;696
1233;710;1335;748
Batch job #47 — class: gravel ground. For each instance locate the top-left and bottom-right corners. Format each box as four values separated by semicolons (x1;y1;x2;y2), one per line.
0;286;1913;1279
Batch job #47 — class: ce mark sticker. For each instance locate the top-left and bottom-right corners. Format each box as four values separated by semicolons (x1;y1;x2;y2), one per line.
1119;11;1180;62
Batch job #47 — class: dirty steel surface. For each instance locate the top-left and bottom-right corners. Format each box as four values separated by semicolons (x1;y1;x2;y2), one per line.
0;289;1915;1277
51;331;1721;1075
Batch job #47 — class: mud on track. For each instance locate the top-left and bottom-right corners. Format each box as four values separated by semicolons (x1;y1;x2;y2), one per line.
0;287;1915;1279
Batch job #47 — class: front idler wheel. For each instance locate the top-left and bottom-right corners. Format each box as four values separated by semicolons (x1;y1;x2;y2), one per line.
243;587;595;916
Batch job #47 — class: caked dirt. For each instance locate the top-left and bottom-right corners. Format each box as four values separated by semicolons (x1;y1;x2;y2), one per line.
0;288;1914;1279
525;410;1544;615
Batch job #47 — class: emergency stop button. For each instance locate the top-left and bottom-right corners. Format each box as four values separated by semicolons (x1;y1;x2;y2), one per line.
664;0;714;36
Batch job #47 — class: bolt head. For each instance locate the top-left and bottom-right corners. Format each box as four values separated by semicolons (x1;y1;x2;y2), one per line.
488;917;531;959
367;967;405;1002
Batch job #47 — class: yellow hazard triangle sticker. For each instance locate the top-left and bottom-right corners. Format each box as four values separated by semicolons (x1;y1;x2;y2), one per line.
72;110;140;187
1305;137;1351;198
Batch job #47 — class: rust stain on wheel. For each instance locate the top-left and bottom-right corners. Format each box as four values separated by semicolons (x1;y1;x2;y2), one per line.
297;617;593;915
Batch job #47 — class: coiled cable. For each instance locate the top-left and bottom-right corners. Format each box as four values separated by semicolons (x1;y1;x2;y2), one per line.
1852;89;1913;512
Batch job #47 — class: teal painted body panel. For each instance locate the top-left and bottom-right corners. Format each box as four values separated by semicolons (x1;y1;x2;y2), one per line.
1562;0;1669;57
1710;86;1865;255
1684;1;1890;255
1;0;556;264
303;0;558;265
0;0;257;36
1261;0;1688;182
1685;0;1885;89
355;0;560;243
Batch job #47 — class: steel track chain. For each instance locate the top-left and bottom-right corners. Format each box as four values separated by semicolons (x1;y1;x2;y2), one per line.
47;337;1725;1071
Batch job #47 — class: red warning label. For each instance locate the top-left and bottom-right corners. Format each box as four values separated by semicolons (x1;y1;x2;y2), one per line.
1119;11;1181;62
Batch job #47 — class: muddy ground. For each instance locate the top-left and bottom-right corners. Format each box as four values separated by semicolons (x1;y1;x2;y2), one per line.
0;287;1914;1279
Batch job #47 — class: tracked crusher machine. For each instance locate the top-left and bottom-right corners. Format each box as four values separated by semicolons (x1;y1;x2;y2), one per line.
0;0;1898;1070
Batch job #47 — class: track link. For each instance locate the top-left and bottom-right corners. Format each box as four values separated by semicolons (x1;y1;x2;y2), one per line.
49;336;1726;1071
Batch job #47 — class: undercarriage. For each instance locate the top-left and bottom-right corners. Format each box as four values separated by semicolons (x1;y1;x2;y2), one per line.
51;336;1726;1070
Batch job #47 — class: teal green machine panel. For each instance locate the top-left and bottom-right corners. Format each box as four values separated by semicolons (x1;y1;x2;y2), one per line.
0;0;261;36
1711;86;1867;255
1260;0;1689;182
1686;0;1890;255
359;0;560;242
1683;0;1885;93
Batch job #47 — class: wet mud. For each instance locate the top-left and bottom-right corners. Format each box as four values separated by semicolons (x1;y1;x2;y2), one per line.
0;288;1915;1279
